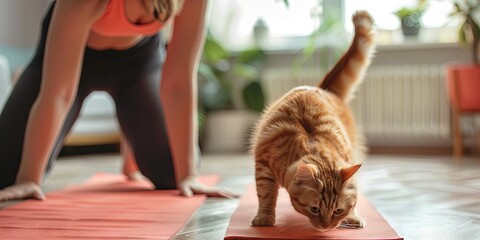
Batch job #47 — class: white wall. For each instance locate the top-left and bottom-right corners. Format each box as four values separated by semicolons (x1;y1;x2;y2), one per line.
0;0;52;48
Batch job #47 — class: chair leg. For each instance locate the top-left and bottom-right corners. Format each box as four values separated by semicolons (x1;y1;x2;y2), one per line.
452;107;463;158
476;129;480;155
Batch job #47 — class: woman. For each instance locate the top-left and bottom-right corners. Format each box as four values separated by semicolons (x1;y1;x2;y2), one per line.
0;0;233;201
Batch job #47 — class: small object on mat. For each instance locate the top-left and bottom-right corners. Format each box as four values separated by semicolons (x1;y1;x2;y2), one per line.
0;173;218;240
224;184;403;240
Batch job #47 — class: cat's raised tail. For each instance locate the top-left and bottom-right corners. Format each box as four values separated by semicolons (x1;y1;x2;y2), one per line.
319;11;376;102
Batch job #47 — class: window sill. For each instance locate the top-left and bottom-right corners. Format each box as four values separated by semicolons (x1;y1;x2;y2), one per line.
377;41;461;51
246;33;348;56
233;28;462;55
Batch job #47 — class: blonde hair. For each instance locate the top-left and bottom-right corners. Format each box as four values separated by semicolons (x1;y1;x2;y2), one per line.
152;0;185;22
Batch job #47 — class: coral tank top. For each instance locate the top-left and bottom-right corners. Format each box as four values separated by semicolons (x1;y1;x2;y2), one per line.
92;0;164;36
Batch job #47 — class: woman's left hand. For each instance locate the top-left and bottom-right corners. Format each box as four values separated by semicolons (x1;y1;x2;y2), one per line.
179;175;238;198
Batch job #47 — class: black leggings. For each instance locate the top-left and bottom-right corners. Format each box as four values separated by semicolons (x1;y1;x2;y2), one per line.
0;3;176;189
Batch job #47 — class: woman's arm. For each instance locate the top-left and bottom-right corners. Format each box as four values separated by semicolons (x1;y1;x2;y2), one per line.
120;0;234;197
0;0;108;201
161;0;207;184
161;0;236;198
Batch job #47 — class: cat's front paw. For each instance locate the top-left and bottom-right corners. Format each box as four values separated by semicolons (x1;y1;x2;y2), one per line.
352;10;374;30
251;213;276;226
341;215;365;229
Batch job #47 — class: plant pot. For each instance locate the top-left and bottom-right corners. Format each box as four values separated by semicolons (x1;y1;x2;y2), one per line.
400;14;421;37
202;109;259;153
446;64;480;111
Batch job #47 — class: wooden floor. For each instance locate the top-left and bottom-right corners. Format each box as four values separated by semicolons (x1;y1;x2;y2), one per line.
2;153;480;240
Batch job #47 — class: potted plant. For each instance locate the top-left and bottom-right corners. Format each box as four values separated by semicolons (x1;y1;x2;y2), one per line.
394;0;427;37
445;0;480;156
198;33;266;152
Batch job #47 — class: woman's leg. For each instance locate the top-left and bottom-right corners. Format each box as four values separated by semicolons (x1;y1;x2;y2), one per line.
120;138;142;179
0;58;89;188
0;58;43;188
43;90;89;174
0;2;90;188
113;69;176;190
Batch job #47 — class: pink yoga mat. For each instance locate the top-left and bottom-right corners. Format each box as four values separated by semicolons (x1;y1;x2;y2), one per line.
225;184;403;240
0;173;217;240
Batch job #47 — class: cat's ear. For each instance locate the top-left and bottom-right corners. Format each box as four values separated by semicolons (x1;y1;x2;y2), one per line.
296;163;317;181
340;164;362;184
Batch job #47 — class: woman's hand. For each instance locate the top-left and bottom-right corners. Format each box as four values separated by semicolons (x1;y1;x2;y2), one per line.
179;175;238;198
0;181;45;201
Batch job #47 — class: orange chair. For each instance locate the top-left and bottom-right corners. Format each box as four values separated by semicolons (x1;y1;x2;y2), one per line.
446;64;480;157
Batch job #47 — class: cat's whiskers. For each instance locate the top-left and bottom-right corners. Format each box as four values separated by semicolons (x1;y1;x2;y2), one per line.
339;222;361;229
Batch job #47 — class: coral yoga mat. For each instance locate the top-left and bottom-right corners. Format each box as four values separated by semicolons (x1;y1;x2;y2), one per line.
225;184;403;240
0;173;217;240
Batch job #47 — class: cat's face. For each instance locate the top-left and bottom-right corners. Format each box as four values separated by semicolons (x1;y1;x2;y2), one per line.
287;162;361;231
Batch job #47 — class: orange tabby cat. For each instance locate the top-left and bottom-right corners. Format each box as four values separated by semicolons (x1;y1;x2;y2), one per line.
250;11;375;231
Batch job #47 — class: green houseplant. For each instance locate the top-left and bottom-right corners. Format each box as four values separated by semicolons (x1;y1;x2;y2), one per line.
451;0;480;64
394;0;427;37
198;33;265;113
291;8;348;74
445;0;480;157
197;33;266;152
281;0;348;89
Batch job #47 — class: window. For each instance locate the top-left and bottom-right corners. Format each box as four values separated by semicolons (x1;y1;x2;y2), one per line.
207;0;460;51
207;0;328;50
344;0;459;44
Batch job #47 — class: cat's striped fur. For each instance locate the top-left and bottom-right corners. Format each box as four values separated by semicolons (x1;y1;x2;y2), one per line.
250;11;376;231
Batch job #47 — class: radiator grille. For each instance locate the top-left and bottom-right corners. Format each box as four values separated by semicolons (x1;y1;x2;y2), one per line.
262;65;451;146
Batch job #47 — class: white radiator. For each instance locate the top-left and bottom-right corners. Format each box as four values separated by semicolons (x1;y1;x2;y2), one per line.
262;65;451;146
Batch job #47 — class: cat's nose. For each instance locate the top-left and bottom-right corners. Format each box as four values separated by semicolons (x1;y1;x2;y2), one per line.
312;224;329;232
310;220;324;230
322;223;331;229
314;220;331;230
310;219;334;231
